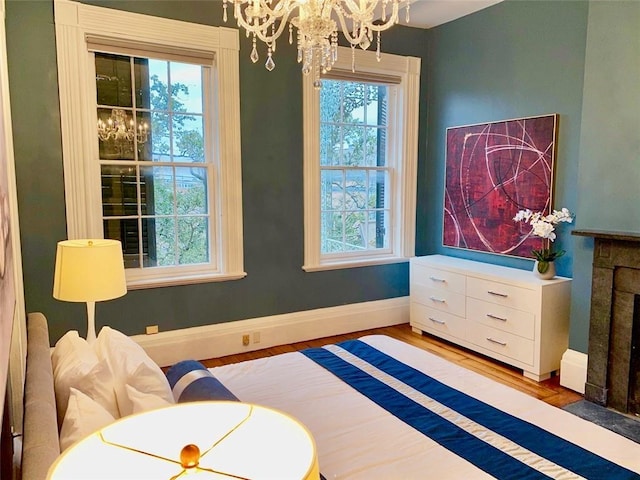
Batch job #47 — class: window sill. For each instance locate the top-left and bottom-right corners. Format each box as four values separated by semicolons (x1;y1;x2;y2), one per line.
126;270;247;290
302;256;409;272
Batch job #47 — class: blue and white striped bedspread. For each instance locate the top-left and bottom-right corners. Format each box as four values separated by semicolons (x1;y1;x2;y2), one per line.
302;340;640;480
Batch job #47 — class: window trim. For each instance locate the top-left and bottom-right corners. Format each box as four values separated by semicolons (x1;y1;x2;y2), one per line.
302;47;420;271
54;0;245;288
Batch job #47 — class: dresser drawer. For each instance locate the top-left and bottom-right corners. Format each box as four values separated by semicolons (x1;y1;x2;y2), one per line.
410;303;466;340
410;285;466;318
467;297;535;340
411;264;466;295
467;277;537;313
467;322;534;365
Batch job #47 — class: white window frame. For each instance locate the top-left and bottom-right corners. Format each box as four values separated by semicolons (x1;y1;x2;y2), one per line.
54;0;245;288
302;47;420;271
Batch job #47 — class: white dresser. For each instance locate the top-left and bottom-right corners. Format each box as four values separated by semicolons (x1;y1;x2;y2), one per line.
410;255;571;381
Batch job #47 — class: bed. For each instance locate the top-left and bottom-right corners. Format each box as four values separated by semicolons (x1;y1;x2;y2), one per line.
21;312;640;479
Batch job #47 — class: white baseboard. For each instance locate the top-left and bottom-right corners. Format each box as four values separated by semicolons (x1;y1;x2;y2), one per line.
560;349;588;394
133;297;409;367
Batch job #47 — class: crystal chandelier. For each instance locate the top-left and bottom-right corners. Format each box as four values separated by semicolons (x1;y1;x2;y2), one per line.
97;109;149;145
223;0;410;86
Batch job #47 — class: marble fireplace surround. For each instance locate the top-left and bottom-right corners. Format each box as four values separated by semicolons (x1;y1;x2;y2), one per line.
573;229;640;415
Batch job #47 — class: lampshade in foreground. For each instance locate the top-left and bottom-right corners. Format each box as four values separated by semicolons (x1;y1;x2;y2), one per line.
53;239;127;343
47;401;320;480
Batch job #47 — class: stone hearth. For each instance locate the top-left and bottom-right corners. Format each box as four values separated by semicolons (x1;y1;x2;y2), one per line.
574;229;640;416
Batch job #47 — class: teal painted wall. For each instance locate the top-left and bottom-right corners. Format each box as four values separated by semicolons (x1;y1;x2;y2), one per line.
571;1;640;351
5;0;429;342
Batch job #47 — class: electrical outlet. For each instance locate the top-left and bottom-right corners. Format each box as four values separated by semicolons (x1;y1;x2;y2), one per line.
146;325;159;335
242;334;250;346
253;331;261;344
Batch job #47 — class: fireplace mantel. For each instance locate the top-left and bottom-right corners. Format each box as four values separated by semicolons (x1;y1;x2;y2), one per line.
573;229;640;243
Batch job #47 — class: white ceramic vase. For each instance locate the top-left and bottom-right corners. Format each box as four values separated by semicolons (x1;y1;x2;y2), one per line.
534;260;556;280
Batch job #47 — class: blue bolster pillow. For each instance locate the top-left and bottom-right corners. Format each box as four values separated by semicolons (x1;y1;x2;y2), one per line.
165;360;238;403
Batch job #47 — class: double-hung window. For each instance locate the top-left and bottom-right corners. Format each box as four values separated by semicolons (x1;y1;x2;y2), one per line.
54;0;244;288
303;47;420;270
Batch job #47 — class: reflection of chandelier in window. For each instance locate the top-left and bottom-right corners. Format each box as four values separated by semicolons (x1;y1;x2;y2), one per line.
222;0;410;87
97;109;149;145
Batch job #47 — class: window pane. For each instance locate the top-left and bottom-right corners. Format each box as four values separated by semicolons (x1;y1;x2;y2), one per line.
344;211;365;251
321;211;343;254
364;127;381;167
176;167;207;215
95;53;132;107
104;218;140;268
320;124;342;166
178;217;209;264
141;166;174;216
320;81;343;123
170;63;203;114
173;114;204;163
364;85;380;126
135;110;153;161
146;59;169;112
368;170;388;209
151;216;176;267
321;169;343;210
150;112;170;160
134;57;151;109
343;125;365;166
97;108;136;160
345;170;367;210
371;210;389;249
101;165;138;216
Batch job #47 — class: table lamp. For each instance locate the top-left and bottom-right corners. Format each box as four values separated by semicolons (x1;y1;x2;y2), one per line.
53;239;127;343
47;401;320;479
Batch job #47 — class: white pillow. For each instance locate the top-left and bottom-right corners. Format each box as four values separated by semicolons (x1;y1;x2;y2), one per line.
60;388;115;451
126;384;173;415
94;327;173;417
52;331;119;422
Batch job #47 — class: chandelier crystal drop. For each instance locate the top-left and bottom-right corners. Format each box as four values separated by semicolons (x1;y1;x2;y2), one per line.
97;108;149;145
222;0;410;86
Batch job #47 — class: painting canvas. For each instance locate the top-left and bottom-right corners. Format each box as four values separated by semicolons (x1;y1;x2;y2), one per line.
0;78;15;421
443;114;558;258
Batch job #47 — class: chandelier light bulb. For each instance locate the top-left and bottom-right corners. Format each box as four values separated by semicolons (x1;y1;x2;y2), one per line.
222;0;410;85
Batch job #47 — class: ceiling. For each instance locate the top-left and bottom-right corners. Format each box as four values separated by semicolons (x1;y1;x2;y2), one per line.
400;0;504;29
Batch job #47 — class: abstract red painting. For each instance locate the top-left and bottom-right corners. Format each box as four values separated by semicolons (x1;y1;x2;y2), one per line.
443;114;558;258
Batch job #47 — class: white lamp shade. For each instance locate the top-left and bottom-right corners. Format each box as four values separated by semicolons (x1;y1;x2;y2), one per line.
47;402;320;480
53;239;127;302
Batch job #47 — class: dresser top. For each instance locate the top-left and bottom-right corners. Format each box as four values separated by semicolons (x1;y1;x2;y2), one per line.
411;255;571;287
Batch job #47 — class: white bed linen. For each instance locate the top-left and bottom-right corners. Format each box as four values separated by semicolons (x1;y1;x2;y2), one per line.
210;335;640;479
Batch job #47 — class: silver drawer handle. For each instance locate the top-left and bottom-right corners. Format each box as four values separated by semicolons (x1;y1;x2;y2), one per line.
486;337;507;346
429;276;446;283
429;296;446;303
487;313;507;322
428;317;446;325
488;290;508;298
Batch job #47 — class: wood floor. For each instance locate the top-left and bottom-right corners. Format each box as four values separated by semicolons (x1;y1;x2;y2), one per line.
201;323;583;409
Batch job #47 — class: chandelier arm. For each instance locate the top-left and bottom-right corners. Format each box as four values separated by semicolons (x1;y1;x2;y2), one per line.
334;12;368;45
368;2;400;31
233;0;294;27
233;7;293;44
338;0;400;27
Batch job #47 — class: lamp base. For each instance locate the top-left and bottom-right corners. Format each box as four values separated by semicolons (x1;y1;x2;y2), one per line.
86;301;96;344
